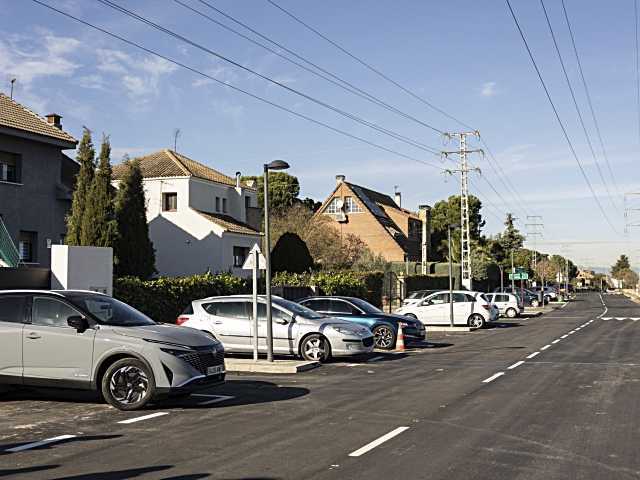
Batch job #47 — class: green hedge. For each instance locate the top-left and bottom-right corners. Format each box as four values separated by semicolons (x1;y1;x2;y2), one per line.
114;273;249;323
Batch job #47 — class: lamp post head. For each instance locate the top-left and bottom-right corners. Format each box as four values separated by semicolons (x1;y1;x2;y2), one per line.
265;159;290;170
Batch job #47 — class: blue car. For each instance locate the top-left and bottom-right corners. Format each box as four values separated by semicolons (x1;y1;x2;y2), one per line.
298;296;426;350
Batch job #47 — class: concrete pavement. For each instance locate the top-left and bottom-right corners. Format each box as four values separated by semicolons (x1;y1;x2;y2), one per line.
2;292;639;479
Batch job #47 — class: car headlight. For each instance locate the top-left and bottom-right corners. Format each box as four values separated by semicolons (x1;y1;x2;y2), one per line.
330;325;360;335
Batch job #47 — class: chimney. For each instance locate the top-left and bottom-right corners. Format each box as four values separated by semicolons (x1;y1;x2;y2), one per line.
235;171;241;188
394;191;402;208
45;113;62;129
336;174;345;185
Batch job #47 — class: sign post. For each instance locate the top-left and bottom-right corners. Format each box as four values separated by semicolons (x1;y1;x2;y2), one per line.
242;244;266;361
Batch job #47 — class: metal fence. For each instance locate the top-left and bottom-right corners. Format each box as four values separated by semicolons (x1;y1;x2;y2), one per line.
0;217;19;268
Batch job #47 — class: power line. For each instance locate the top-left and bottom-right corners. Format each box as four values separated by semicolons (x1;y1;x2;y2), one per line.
173;0;446;135
505;0;620;234
96;0;443;157
561;0;620;199
539;0;617;212
264;0;535;222
30;0;446;172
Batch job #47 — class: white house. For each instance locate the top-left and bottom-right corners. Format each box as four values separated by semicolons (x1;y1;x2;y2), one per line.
112;149;261;277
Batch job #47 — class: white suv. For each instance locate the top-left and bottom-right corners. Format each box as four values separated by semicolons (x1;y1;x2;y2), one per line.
485;292;523;318
395;290;498;328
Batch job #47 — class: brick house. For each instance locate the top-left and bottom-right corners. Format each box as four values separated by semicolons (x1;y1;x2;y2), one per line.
316;175;431;262
0;93;78;268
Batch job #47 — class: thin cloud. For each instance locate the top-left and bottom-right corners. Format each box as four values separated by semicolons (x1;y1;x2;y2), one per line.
481;81;497;97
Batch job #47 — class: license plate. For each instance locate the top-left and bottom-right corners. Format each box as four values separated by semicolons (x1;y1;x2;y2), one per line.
207;365;225;375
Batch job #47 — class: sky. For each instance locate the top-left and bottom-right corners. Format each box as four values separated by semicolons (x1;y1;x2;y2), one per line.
1;0;639;271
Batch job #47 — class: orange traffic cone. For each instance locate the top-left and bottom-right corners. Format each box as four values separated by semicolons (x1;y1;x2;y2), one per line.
395;322;406;352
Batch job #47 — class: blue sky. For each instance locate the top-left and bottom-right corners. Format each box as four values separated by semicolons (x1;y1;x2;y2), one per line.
1;0;639;269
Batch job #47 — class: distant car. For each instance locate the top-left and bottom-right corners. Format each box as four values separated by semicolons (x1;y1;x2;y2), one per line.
485;292;523;318
395;290;498;328
0;290;225;410
494;287;547;307
298;296;426;350
178;295;374;363
402;290;439;307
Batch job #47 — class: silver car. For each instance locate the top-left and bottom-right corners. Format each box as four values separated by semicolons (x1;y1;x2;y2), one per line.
0;290;225;410
178;295;375;362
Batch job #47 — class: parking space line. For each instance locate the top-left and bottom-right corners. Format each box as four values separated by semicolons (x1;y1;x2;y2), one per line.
6;434;77;453
526;351;540;359
348;426;410;457
507;361;525;370
561;334;568;338
541;344;551;351
117;412;169;424
552;339;560;344
192;394;235;406
482;372;505;383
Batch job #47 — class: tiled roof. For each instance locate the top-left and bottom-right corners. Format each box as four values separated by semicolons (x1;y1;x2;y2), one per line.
0;93;76;145
196;210;260;236
112;149;255;190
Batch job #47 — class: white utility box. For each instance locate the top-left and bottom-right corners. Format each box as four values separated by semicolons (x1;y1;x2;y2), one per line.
51;245;113;296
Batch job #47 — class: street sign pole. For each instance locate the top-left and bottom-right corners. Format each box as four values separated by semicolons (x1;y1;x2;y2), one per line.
252;248;258;361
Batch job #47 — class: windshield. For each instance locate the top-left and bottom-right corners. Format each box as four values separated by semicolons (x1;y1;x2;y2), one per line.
274;298;325;319
66;294;156;326
407;291;421;299
347;297;382;314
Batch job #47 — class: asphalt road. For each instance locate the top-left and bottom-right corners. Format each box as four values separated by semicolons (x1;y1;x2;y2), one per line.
2;292;640;479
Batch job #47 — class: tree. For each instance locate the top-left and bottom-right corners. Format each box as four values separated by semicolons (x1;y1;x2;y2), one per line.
271;232;313;273
620;268;639;287
79;135;117;247
113;157;156;278
66;128;95;245
430;195;485;261
498;213;524;254
612;255;631;279
241;172;300;212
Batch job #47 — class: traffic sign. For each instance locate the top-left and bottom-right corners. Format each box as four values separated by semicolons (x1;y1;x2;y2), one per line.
242;244;266;270
509;272;529;280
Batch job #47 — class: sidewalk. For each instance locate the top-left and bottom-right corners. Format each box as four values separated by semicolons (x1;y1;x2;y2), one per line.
225;358;320;374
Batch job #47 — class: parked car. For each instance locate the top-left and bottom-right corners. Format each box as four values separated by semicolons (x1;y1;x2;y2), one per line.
494;287;547;307
177;295;375;362
485;292;523;318
401;290;439;307
297;296;426;350
0;290;225;410
395;290;498;328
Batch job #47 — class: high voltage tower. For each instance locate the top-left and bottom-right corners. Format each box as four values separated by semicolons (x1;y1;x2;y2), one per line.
442;131;483;290
526;215;544;274
624;192;640;234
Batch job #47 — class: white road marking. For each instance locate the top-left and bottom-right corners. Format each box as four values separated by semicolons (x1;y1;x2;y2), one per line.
367;356;385;363
541;344;551;350
561;334;568;339
632;318;640;321
507;361;525;370
526;351;540;359
482;372;505;383
552;339;560;344
616;317;626;321
348;427;410;457
601;317;612;321
117;412;169;424
6;434;77;453
192;394;235;406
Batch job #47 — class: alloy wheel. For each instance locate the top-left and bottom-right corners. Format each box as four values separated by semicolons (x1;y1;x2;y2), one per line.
374;326;394;349
109;366;149;405
303;338;326;361
468;314;484;329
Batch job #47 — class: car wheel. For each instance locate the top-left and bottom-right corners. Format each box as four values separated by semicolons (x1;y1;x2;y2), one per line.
300;334;331;363
467;314;485;329
372;325;396;350
531;299;540;308
101;358;156;411
506;307;518;318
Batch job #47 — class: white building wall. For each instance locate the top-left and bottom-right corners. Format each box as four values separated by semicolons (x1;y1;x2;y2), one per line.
51;245;113;295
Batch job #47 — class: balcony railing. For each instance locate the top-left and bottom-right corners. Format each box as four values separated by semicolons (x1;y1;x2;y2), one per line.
0;217;20;268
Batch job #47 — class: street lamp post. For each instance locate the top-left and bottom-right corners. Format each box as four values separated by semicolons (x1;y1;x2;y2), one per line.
263;159;290;362
448;224;460;328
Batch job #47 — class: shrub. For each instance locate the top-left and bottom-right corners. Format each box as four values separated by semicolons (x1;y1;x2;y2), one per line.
271;232;313;273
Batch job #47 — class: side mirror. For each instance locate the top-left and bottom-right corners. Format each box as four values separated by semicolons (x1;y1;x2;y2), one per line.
67;315;88;332
273;317;288;325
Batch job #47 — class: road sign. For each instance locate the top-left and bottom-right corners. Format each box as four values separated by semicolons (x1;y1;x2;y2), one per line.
509;272;529;280
242;244;266;270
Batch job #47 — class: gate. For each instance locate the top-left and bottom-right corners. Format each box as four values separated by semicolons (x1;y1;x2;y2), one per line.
382;271;403;313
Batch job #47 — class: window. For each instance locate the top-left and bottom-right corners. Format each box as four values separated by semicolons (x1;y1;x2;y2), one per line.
32;297;80;327
329;299;360;315
233;246;249;267
222;198;228;213
344;196;362;213
162;193;177;212
301;299;329;312
204;301;247;318
325;197;341;214
215;197;221;212
256;303;291;323
0;151;21;183
465;294;477;302
0;296;26;323
426;293;449;305
19;231;37;263
453;293;469;303
245;196;251;210
495;294;509;303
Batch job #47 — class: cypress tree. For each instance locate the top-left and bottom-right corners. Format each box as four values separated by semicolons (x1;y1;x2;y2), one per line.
80;135;117;247
113;157;156;278
66;128;95;245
